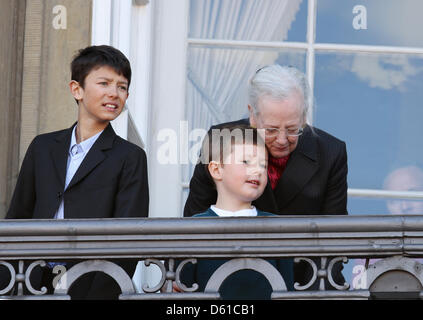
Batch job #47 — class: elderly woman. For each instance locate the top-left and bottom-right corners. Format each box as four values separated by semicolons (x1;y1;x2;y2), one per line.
184;65;348;217
183;64;348;289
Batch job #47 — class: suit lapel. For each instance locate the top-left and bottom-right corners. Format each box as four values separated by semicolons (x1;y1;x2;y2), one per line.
274;125;319;210
66;123;116;190
51;124;75;189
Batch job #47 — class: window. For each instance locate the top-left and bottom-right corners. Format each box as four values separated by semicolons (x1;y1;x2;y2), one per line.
184;0;423;216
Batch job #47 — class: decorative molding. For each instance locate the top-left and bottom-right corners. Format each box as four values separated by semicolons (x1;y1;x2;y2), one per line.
204;258;288;296
54;260;136;296
1;215;423;299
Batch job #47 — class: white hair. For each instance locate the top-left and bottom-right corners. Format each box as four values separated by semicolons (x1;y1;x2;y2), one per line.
248;65;311;124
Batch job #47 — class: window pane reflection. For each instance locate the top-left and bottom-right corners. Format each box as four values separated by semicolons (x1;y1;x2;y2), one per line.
186;47;306;130
189;0;307;42
316;0;423;47
314;53;423;198
348;197;423;216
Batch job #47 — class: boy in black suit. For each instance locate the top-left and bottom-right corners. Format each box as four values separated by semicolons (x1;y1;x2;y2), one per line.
5;45;149;299
177;124;293;299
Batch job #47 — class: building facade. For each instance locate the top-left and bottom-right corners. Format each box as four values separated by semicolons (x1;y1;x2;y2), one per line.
1;0;423;294
2;0;423;219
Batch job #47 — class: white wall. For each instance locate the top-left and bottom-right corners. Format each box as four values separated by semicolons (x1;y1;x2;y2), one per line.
147;0;189;218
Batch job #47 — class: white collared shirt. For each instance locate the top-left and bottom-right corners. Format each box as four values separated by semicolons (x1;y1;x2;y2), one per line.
210;205;258;217
54;126;103;219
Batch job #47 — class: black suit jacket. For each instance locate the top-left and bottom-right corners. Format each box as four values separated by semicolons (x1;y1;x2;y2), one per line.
183;118;348;289
5;123;149;299
8;123;149;220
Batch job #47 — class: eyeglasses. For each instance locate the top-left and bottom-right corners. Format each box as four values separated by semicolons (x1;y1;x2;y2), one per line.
262;127;304;138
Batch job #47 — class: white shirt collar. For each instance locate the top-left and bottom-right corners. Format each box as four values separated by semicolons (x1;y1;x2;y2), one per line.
69;125;103;156
211;205;258;217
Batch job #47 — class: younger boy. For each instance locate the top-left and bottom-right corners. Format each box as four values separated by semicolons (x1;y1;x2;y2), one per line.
179;124;293;299
5;45;149;299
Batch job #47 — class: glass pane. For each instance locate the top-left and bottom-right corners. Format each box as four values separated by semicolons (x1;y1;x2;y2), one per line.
186;47;306;130
348;198;392;215
349;197;423;216
189;0;307;42
316;0;423;47
286;0;308;42
313;53;423;204
182;47;307;182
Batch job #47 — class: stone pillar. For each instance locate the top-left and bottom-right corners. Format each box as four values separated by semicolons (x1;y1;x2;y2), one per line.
20;0;93;162
0;0;26;218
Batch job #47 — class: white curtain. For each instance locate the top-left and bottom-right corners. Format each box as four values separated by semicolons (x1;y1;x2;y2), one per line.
185;0;302;180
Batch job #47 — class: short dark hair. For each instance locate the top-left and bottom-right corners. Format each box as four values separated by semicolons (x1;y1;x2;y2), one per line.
71;45;132;89
200;124;267;187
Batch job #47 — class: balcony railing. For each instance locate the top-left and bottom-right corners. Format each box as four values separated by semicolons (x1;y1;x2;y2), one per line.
1;214;423;300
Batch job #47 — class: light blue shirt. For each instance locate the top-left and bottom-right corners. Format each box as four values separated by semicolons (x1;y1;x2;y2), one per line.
54;125;103;219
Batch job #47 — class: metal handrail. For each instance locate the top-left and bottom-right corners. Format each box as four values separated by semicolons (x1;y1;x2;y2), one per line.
1;215;423;300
